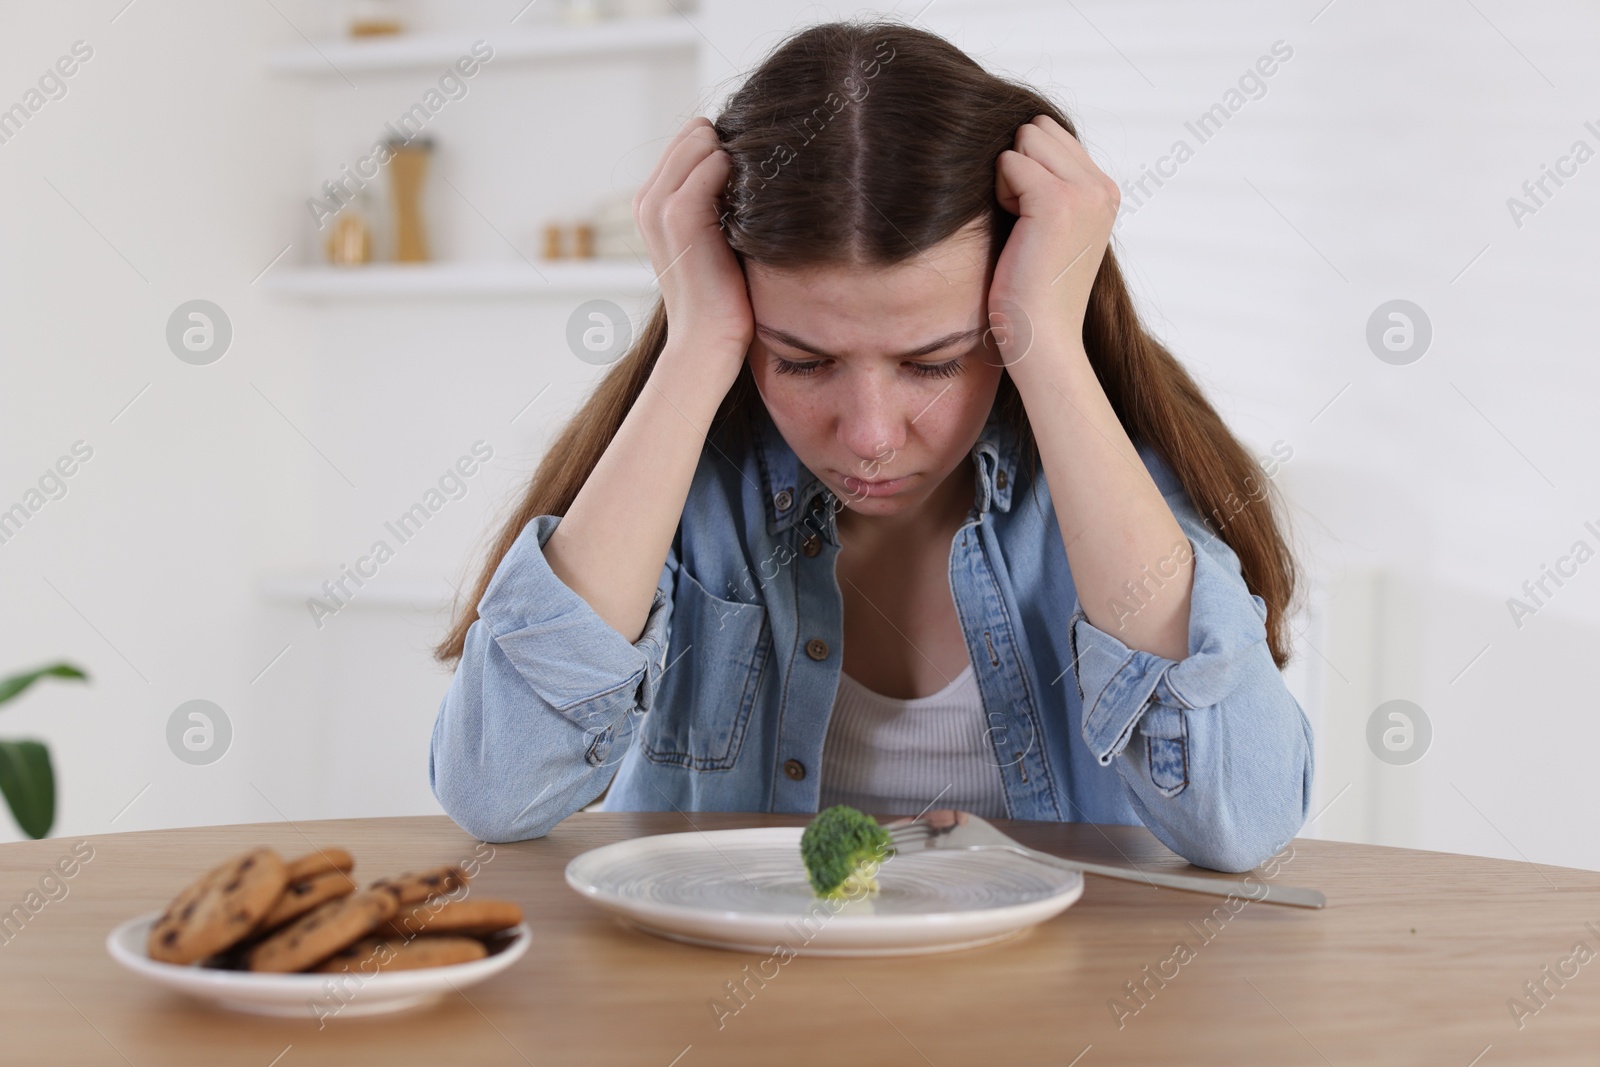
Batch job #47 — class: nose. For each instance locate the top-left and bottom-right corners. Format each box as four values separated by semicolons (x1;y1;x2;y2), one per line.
836;371;907;470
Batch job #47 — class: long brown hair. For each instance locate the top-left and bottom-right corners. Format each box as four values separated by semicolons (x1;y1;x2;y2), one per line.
435;18;1301;669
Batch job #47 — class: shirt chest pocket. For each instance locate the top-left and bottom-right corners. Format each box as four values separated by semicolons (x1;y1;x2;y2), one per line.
639;567;770;772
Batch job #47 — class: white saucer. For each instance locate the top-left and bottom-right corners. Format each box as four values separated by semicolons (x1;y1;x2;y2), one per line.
565;826;1083;957
105;912;530;1019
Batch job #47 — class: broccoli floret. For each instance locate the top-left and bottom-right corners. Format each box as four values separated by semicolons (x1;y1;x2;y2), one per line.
800;805;896;900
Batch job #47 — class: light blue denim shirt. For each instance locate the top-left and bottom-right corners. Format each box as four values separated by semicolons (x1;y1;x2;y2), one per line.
429;403;1314;872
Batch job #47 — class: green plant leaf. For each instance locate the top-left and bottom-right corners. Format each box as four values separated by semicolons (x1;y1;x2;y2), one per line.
0;663;88;707
0;740;55;839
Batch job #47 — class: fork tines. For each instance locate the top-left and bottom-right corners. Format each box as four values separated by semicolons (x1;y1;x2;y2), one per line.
887;820;932;843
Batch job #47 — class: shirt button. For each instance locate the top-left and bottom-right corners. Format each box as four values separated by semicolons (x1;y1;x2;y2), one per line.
584;725;614;767
773;488;794;512
996;468;1009;490
805;638;829;661
802;536;822;557
784;758;806;781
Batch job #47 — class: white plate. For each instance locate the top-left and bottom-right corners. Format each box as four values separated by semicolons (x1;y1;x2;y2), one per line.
565;826;1083;956
105;912;530;1019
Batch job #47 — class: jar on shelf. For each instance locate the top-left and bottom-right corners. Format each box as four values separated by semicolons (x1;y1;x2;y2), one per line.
542;223;564;260
326;189;374;266
561;0;604;25
386;136;433;262
572;222;595;259
345;0;406;37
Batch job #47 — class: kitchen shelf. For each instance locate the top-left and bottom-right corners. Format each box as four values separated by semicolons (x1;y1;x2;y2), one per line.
262;260;658;299
265;17;699;75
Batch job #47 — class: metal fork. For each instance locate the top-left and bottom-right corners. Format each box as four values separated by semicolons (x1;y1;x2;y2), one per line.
882;810;1325;909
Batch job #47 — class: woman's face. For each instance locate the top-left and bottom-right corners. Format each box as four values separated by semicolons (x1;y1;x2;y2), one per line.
745;218;1005;522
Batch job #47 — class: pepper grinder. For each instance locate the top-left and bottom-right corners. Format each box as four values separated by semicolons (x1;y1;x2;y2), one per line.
386;136;434;262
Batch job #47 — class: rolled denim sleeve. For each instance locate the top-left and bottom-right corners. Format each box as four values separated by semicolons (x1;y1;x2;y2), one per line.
429;513;675;843
1068;497;1314;873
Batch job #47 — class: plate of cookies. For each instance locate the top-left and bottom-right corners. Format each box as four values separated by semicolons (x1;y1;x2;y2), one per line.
106;845;530;1019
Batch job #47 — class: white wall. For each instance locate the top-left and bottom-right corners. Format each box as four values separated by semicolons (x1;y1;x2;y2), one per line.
882;0;1600;869
0;0;683;840
3;0;1597;874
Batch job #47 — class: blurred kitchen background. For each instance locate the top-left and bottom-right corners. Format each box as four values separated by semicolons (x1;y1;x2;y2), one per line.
2;0;1596;876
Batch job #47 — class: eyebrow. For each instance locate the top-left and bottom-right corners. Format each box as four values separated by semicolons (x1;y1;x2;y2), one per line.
754;322;986;361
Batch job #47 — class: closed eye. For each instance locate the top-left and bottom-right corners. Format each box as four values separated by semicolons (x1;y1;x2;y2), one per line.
910;357;965;380
770;356;966;379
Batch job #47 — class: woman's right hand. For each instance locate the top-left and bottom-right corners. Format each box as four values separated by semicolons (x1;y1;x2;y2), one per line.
633;117;754;379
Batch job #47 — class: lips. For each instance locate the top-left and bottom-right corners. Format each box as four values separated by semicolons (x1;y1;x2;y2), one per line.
837;471;913;497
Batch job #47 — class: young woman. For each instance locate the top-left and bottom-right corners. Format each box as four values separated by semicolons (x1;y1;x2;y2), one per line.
428;21;1313;873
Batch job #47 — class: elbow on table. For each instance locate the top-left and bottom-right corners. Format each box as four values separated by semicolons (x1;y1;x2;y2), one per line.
1177;825;1296;875
433;775;560;844
1196;751;1312;874
454;809;556;846
1178;682;1316;874
429;740;560;844
1128;746;1312;875
1182;774;1311;875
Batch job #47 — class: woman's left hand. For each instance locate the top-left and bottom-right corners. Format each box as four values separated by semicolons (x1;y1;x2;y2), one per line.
988;114;1121;367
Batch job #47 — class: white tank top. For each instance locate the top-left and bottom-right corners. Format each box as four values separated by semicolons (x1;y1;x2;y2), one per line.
818;661;1009;819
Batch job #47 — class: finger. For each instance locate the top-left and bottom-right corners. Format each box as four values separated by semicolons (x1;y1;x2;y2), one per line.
674;145;733;230
995;151;1017;212
635;117;714;213
1028;114;1090;163
1014;118;1095;187
1026;115;1117;195
995;148;1057;214
644;124;724;218
635;120;696;218
639;117;710;197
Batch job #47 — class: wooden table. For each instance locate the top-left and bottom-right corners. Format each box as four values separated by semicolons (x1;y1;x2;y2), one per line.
3;812;1598;1065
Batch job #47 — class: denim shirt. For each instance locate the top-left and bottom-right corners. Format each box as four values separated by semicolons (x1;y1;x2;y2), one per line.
429;403;1315;873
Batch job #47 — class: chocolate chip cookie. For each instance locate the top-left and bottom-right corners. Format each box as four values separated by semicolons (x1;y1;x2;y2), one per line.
284;846;355;883
369;864;469;906
254;870;356;933
244;889;398;973
147;847;289;965
385;898;523;940
313;935;488;973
